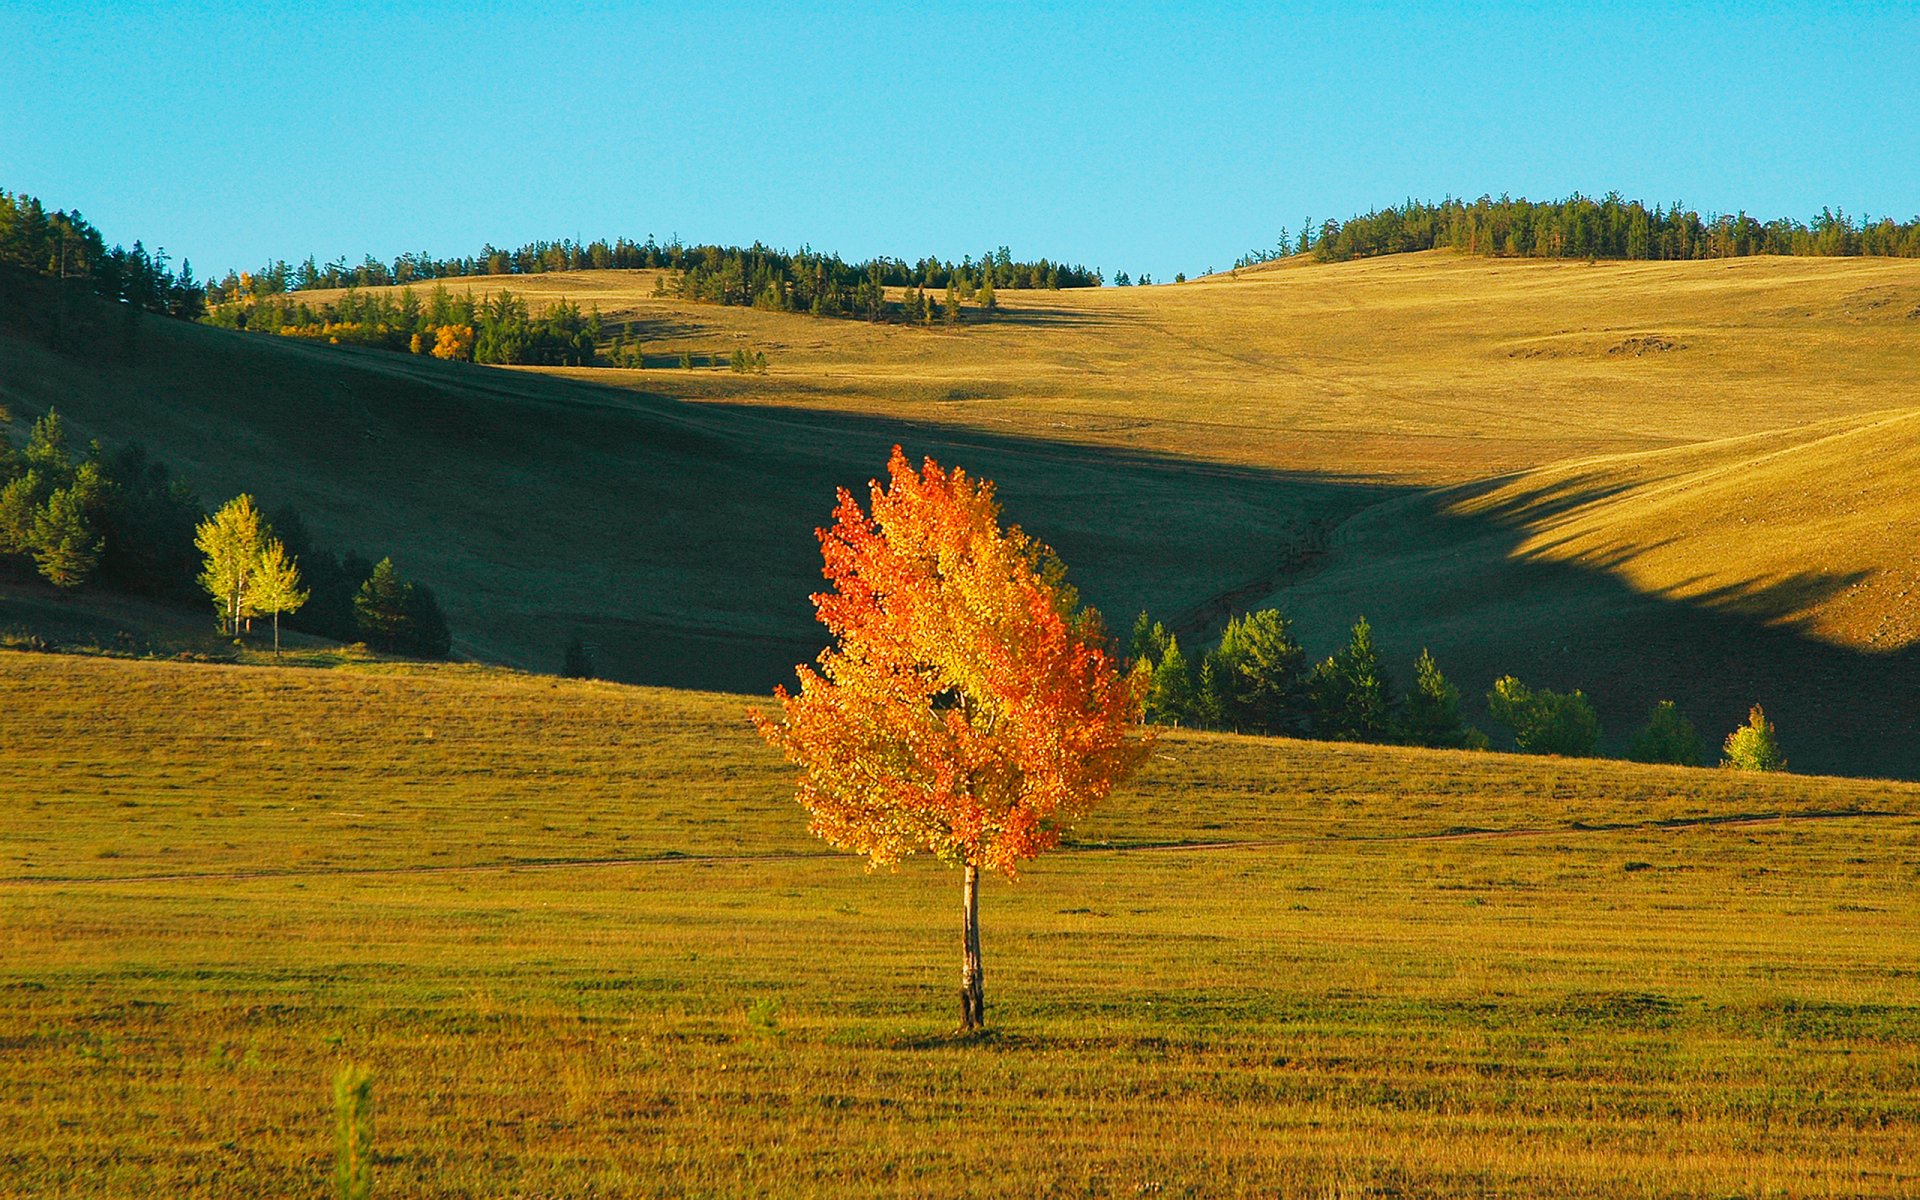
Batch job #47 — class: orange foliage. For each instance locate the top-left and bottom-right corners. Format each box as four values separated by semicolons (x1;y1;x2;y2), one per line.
431;324;474;361
753;447;1151;876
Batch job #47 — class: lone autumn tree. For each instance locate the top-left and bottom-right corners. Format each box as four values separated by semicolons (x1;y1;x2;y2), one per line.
753;447;1151;1031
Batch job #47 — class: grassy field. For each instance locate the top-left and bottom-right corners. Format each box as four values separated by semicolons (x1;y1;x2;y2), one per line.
5;651;1919;1197
6;250;1920;773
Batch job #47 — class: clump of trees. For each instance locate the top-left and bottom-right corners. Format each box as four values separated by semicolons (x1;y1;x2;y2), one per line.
193;494;450;658
0;408;201;595
0;406;452;658
1306;193;1920;264
1129;609;1483;750
204;286;600;366
1131;607;1796;771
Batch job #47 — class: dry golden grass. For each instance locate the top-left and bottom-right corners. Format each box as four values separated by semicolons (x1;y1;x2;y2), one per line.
5;651;1920;1197
9;250;1920;772
303;252;1920;483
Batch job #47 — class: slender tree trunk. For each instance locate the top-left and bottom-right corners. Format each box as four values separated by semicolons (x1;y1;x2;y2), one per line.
960;863;985;1031
273;610;280;658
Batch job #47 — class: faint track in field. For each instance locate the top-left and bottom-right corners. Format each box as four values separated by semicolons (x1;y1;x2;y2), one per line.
4;807;1906;887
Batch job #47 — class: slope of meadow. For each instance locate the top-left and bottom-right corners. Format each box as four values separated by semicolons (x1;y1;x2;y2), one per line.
6;250;1920;772
3;653;1918;1197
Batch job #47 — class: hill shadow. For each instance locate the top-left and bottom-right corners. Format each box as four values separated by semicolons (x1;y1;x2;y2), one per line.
5;310;1918;779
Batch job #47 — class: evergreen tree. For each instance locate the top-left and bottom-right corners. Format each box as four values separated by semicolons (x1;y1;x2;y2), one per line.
0;471;45;555
195;493;267;635
1722;704;1786;771
1147;635;1196;725
562;635;594;679
353;557;451;658
1128;610;1171;667
1628;700;1706;765
353;557;411;650
247;537;309;656
404;582;452;658
1209;609;1310;734
1400;647;1468;748
29;484;100;588
944;280;961;326
23;408;71;475
1310;617;1395;741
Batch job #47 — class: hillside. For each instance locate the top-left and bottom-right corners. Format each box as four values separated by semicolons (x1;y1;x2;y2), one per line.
6;250;1920;773
5;653;1917;1196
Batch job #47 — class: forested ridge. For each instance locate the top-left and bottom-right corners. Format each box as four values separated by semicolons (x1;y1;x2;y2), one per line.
199;236;1100;306
1297;193;1920;264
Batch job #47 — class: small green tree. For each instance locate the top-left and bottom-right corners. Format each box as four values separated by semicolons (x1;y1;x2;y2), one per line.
562;635;594;679
332;1064;374;1200
1210;609;1309;734
1487;675;1601;756
23;409;71;475
1401;648;1468;748
30;484;101;588
196;494;267;635
1310;617;1394;742
354;557;411;650
1128;610;1171;667
1722;704;1786;771
1147;635;1196;725
247;538;309;657
0;470;47;555
354;558;452;658
1629;700;1706;765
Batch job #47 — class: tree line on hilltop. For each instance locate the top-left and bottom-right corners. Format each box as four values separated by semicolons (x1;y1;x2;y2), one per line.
1297;194;1920;264
201;237;1099;302
0;407;449;658
1131;608;1786;770
1;189;204;319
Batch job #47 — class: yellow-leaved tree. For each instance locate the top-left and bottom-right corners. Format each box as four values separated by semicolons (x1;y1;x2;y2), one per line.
753;447;1151;1030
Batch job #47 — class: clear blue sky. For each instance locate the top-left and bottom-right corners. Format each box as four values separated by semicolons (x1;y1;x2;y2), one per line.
4;2;1917;281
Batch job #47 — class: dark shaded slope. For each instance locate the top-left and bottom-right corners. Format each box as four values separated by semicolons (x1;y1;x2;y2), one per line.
0;313;1367;689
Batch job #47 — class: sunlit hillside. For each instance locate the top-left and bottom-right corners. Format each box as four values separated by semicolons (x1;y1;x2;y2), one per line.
7;250;1920;772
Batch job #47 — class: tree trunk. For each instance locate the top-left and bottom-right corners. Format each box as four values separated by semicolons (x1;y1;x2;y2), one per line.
960;863;985;1030
273;610;280;658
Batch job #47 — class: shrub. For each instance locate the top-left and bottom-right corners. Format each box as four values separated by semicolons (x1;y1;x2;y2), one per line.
1629;700;1706;765
1722;704;1786;771
1487;675;1601;756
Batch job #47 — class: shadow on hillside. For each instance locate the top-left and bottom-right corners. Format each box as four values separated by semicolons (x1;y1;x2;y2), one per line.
977;304;1128;330
6;311;1918;779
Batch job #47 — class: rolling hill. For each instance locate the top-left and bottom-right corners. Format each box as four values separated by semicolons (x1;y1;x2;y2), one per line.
5;250;1920;773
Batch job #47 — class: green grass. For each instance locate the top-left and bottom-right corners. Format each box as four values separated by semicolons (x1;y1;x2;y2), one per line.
5;652;1918;1196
